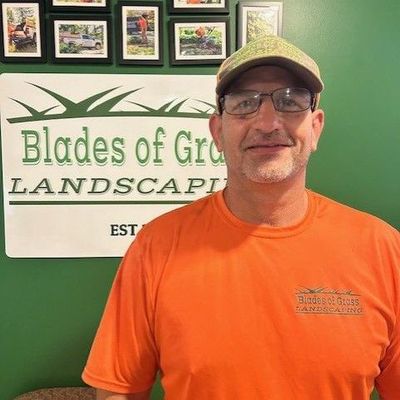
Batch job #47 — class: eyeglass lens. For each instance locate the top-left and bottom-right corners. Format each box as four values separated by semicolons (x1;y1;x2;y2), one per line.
222;88;313;115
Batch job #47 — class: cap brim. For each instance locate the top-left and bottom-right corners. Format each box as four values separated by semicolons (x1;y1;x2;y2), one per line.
216;56;324;96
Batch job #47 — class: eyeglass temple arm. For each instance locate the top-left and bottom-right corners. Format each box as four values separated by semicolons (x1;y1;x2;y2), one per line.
311;94;317;111
217;96;224;114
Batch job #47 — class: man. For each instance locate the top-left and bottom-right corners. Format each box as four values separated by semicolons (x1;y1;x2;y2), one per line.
137;14;148;45
195;25;206;41
82;35;400;399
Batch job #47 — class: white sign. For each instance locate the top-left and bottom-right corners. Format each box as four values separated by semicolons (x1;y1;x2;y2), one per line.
0;74;226;258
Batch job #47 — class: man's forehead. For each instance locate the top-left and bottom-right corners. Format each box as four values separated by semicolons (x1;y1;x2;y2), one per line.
230;65;305;89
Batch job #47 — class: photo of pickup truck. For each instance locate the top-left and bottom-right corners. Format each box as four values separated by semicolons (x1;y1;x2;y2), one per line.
61;34;102;50
53;18;109;60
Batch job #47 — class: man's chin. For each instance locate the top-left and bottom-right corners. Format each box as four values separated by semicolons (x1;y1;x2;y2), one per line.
242;154;311;184
248;175;291;184
242;164;297;184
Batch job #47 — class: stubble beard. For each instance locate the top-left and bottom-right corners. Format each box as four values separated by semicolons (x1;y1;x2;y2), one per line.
241;145;312;184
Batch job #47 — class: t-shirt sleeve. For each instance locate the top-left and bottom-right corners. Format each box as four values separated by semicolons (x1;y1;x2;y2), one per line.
375;227;400;399
82;233;159;393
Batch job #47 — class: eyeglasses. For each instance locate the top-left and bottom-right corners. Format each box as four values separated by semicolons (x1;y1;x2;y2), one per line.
220;88;315;115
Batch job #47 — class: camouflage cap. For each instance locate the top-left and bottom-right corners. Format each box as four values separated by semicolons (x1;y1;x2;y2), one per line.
216;35;324;97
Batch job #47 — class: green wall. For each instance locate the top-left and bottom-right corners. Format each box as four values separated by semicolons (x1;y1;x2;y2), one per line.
1;1;399;399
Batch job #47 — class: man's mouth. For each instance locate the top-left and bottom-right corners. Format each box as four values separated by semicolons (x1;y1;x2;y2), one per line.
246;143;292;149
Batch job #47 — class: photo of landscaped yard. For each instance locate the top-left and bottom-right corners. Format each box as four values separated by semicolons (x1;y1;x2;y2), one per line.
178;24;223;56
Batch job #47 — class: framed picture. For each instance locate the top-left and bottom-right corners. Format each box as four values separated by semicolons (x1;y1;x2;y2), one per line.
49;14;112;64
169;17;229;65
0;0;45;62
49;0;111;13
237;1;282;48
117;1;162;65
168;0;229;14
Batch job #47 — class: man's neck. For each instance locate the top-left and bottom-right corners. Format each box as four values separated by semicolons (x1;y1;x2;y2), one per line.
223;177;309;227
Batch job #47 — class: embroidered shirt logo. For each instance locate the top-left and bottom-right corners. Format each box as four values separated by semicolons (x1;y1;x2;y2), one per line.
295;287;363;316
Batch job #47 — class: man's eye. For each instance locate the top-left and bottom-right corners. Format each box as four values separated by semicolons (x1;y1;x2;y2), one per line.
277;96;300;109
235;98;256;109
282;97;297;106
238;99;252;107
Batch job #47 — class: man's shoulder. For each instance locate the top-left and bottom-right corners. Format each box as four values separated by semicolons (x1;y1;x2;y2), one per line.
121;194;218;274
311;190;399;237
140;192;217;237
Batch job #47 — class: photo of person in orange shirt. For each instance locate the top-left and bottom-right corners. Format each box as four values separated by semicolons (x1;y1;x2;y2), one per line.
137;14;148;44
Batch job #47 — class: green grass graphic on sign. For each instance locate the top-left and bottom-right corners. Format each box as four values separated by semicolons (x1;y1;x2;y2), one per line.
7;83;216;124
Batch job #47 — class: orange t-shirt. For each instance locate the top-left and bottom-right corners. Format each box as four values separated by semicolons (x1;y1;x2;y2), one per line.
82;190;400;399
138;17;147;31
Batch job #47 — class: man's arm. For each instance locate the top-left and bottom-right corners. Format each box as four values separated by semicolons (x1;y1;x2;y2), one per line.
96;388;152;400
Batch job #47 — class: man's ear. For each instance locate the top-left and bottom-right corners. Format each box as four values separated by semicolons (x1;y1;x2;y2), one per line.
310;109;324;152
209;113;224;152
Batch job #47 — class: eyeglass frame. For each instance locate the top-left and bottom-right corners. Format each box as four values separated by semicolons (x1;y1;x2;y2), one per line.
217;87;317;116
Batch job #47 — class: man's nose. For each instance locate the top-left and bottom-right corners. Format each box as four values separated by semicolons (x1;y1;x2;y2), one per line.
252;97;284;131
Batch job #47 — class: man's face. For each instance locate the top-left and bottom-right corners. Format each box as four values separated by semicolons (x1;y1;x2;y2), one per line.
209;65;324;185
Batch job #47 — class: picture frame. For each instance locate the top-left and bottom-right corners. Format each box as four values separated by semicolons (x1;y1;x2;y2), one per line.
168;0;229;14
49;14;112;64
49;0;111;14
237;1;282;48
0;0;46;62
169;17;229;65
116;1;163;66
